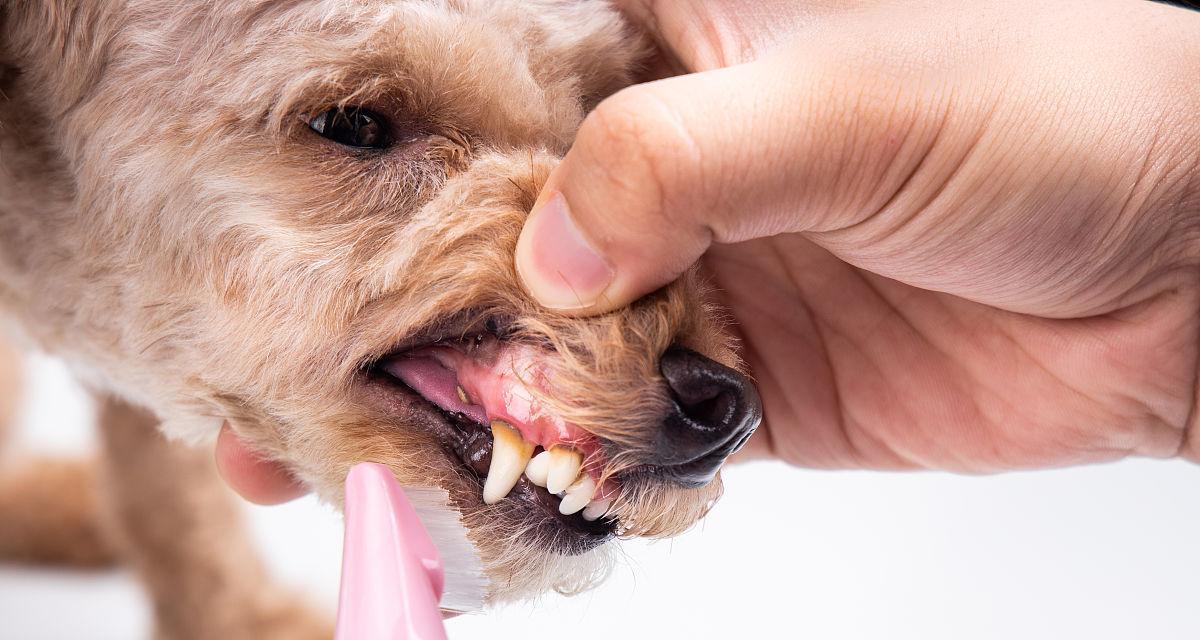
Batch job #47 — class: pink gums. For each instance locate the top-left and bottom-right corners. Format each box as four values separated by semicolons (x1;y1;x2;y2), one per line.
382;341;615;500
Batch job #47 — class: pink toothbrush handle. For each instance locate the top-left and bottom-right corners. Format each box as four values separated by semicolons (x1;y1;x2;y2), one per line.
335;463;448;640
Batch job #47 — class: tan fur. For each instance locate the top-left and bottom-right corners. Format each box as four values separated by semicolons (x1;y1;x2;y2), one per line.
0;335;122;569
0;336;17;455
97;396;332;639
0;0;741;630
0;458;118;567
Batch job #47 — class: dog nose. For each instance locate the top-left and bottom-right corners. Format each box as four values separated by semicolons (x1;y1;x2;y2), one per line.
653;347;762;487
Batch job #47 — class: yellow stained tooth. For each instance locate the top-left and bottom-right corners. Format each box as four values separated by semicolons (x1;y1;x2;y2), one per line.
545;446;584;494
558;475;596;515
482;421;535;505
456;385;470;404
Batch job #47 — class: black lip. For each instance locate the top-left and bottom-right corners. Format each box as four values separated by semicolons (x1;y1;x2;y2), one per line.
361;309;515;371
361;368;615;554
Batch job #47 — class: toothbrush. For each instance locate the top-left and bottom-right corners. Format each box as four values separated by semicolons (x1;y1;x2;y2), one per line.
335;462;488;640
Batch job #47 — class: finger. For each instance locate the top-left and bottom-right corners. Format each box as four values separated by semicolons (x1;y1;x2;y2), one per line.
214;422;309;505
514;60;803;314
611;0;839;70
516;44;920;314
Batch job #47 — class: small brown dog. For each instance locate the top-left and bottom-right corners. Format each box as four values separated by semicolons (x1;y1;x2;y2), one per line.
0;1;760;637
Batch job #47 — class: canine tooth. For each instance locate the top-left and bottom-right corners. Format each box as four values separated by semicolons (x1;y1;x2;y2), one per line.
545;446;583;494
582;499;611;521
558;475;596;515
524;450;551;487
483;421;534;505
456;385;470;404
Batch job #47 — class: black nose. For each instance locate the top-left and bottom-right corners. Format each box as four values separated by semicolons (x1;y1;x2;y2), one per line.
652;347;762;487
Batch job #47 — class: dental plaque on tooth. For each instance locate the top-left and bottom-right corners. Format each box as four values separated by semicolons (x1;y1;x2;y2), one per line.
482;421;534;505
383;330;615;522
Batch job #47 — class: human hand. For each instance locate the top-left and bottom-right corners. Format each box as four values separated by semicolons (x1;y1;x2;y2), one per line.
515;0;1200;471
215;422;308;504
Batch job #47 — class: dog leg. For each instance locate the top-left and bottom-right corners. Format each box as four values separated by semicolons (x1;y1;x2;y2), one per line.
0;457;119;567
0;337;120;566
97;396;332;640
0;335;18;454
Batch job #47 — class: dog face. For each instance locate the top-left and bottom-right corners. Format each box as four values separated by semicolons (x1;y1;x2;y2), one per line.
2;0;760;598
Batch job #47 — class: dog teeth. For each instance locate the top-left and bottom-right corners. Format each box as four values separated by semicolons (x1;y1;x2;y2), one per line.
545;446;583;494
524;450;551;487
582;499;611;521
558;475;596;515
456;385;470;404
487;434;607;520
482;421;534;504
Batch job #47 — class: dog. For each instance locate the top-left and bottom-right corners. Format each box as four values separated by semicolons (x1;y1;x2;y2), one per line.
0;1;761;637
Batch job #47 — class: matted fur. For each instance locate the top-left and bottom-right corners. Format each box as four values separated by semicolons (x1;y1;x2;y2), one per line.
0;0;743;618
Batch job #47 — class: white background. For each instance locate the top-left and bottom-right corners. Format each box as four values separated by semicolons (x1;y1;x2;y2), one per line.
2;352;1198;639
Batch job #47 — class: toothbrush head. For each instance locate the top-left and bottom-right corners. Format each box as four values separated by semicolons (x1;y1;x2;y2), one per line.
336;462;487;639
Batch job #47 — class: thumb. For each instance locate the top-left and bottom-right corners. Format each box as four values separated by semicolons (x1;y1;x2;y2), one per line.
515;48;878;314
516;61;778;314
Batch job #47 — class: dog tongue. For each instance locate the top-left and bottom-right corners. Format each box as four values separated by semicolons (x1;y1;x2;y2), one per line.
387;356;489;425
381;341;582;450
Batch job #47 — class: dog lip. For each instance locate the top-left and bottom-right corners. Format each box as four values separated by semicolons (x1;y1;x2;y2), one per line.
358;370;615;551
365;309;515;368
377;327;615;493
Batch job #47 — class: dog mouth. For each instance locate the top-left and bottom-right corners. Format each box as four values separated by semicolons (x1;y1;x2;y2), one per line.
360;315;617;552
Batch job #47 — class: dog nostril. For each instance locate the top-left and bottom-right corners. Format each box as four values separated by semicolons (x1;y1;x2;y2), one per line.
666;367;738;431
654;347;762;487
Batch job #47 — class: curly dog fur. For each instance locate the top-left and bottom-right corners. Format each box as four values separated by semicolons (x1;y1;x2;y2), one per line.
0;1;744;636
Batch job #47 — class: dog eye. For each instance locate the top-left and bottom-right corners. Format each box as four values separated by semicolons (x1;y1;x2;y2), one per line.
307;107;389;149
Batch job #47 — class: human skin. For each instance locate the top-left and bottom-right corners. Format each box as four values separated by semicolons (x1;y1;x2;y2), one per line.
216;423;308;505
514;0;1200;471
220;0;1200;500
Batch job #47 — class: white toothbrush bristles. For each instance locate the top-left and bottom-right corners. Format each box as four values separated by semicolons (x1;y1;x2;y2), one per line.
402;487;489;614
